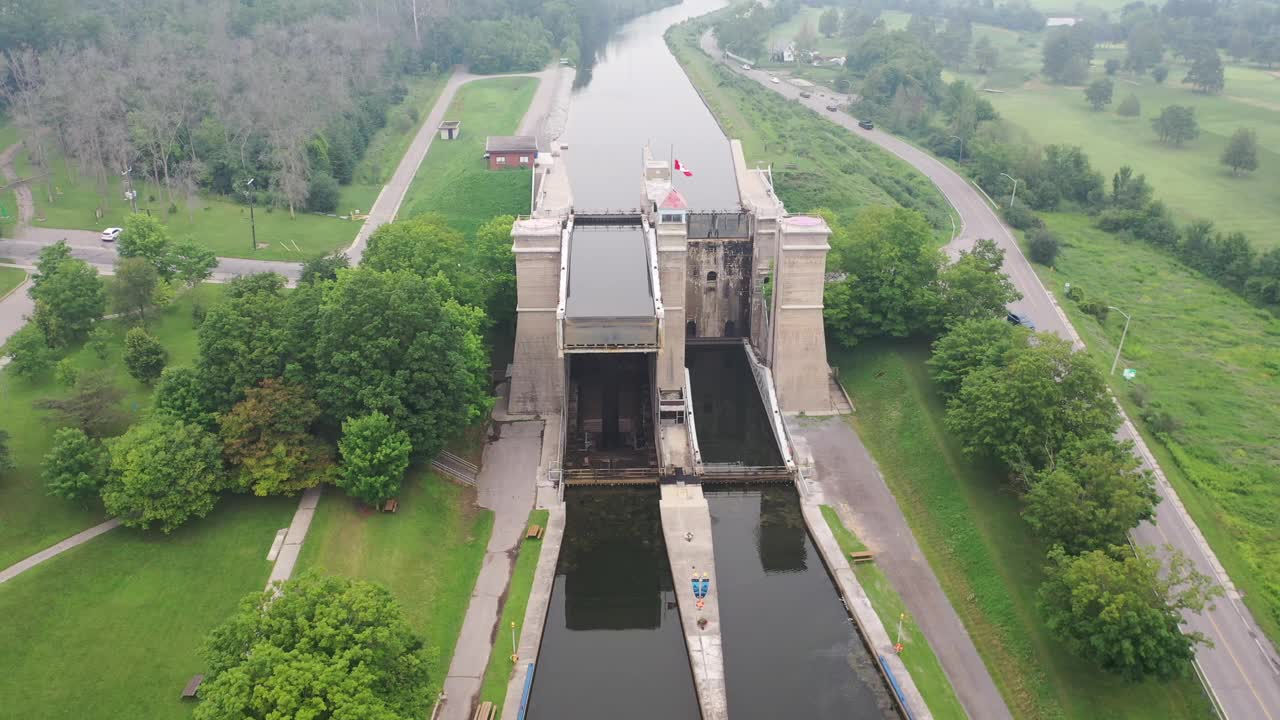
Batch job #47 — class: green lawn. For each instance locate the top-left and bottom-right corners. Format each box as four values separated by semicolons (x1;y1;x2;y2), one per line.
834;341;1213;720
766;7;849;57
297;471;494;698
0;285;218;569
668;21;951;231
819;505;966;720
478;509;550;717
0;265;27;297
0;494;296;719
353;73;448;186
1028;212;1280;643
399;77;537;234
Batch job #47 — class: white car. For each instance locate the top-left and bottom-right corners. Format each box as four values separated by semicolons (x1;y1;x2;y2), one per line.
101;227;122;242
742;63;751;70
770;76;780;84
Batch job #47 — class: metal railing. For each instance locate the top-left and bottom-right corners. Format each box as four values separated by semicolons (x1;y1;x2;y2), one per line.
431;450;479;487
562;467;659;485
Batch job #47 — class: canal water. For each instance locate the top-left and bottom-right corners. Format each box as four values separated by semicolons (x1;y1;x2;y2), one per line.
525;488;698;720
561;0;738;211
706;486;897;719
686;344;783;466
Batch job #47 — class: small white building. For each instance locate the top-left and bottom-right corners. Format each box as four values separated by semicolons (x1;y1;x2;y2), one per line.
1045;16;1081;27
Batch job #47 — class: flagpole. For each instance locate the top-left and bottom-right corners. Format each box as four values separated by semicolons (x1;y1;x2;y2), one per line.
669;144;675;186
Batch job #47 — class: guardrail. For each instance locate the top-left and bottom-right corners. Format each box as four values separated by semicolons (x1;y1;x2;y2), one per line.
562;467;659;485
431;450;479;487
700;463;792;482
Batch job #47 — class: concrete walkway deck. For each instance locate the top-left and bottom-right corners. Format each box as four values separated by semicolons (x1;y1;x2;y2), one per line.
0;519;122;584
659;483;727;720
500;506;564;720
264;486;323;591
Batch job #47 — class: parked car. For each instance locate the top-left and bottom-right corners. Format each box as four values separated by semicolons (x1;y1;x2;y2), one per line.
858;119;875;130
742;64;751;70
799;91;811;98
770;76;780;84
100;227;122;242
826;104;839;112
1006;311;1036;329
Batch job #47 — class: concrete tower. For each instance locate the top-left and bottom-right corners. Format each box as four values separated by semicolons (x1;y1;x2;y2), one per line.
769;215;833;414
508;215;567;416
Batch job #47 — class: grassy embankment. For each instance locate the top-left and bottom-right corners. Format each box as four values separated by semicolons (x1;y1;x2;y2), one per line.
1029;212;1280;643
0;285;220;568
0;493;296;720
0;265;27;296
297;472;494;699
398;77;537;234
477;509;551;717
668;21;952;233
819;505;967;720
834;342;1213;720
12;73;446;261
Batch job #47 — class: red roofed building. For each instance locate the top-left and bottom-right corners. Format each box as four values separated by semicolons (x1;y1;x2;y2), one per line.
658;188;688;224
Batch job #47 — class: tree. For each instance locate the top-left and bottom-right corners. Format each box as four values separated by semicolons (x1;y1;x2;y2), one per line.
1220;128;1259;176
935;239;1021;329
1104;58;1120;75
153;366;216;428
1023;437;1159;552
123;327;167;383
1028;228;1061;265
1125;25;1163;73
818;8;839;38
111;256;160;320
0;430;11;475
824;207;944;346
195;273;293;410
337;412;412;506
1111;166;1153;209
974;36;998;73
1042;24;1093;84
218;379;332;496
928;318;1023;397
299;252;349;285
1039;545;1222;682
1151;65;1168;84
118;213;175;277
30;241;105;347
169;240;218;288
945;334;1119;474
938;17;973;67
1084;78;1114;111
362;215;476;304
1116;92;1141;117
36;371;125;437
1151;105;1199;146
5;324;55;378
1183;49;1224;94
43;427;108;505
102;419;224;531
312;268;491;460
306;173;340;213
196;573;431;720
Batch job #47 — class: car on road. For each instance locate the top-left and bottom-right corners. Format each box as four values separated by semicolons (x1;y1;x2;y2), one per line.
826;104;839;112
1006;311;1036;330
858;119;875;130
770;76;780;84
799;91;811;98
742;63;751;70
101;227;122;242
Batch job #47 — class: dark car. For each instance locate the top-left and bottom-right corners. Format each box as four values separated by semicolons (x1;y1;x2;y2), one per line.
1006;311;1036;330
826;104;839;112
800;91;812;98
858;119;875;130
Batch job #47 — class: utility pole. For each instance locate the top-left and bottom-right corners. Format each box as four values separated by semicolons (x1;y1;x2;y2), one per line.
1107;306;1132;375
122;167;138;214
244;177;258;252
949;134;964;164
1000;172;1019;208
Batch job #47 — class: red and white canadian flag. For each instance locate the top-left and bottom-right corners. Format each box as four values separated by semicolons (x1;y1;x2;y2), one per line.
673;158;694;177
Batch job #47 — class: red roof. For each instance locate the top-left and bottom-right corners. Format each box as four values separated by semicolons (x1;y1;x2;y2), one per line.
660;189;689;210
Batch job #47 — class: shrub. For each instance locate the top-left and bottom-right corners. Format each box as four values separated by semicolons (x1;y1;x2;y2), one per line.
1002;203;1043;231
55;357;79;388
5;324;54;378
43;427;108;505
1028;228;1061;265
1079;300;1110;322
123;327;167;383
306;173;340;213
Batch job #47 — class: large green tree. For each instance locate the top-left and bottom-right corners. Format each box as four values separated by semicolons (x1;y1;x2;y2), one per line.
337;412;412;506
1039;546;1222;682
195;273;293;410
311;268;490;460
102;419;224;532
36;371;125;438
123;327;167;383
935;238;1021;329
1084;78;1114;111
218;379;332;496
1183;48;1224;94
152;366;216;428
362;214;477;306
30;240;106;347
927;317;1024;397
945;334;1119;473
111;256;161;320
197;573;432;720
1152;105;1200;146
1220;128;1259;175
118;213;175;277
170;239;218;288
43;427;108;505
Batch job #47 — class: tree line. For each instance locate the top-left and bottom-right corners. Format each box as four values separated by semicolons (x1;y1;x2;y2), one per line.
823;204;1223;683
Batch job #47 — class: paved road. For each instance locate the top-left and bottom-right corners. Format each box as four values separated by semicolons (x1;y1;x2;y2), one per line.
701;32;1280;719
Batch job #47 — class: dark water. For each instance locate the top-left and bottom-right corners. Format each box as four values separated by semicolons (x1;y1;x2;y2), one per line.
562;0;739;211
686;345;784;466
706;486;896;719
526;489;699;720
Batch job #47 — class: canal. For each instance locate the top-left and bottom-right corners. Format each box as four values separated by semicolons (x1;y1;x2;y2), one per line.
686;344;782;467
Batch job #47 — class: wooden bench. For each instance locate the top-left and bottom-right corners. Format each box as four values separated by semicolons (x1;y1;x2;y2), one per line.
848;550;875;564
181;674;204;700
382;498;399;513
526;524;545;540
472;700;496;720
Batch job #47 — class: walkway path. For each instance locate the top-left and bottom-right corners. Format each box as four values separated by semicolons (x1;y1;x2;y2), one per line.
0;519;121;584
263;486;323;590
702;32;1280;719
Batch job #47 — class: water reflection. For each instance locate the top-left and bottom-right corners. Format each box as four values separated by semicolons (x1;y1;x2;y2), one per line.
686;345;784;466
707;487;896;719
526;488;698;720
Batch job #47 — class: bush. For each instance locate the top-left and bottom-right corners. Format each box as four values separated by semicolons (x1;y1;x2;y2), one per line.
123;327;167;384
1028;228;1061;266
5;324;54;378
1002;203;1044;231
1079;300;1110;322
43;427;108;505
306;173;340;213
55;357;79;388
337;412;412;506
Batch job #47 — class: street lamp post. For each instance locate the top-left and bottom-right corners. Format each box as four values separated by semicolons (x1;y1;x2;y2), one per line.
122;167;138;214
949;134;965;164
1107;306;1132;375
1000;172;1019;208
243;178;258;252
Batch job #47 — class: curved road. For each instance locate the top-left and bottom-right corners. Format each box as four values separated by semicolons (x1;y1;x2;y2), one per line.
702;31;1280;720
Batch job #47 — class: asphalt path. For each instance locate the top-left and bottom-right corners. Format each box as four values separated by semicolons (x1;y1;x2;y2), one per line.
701;31;1280;719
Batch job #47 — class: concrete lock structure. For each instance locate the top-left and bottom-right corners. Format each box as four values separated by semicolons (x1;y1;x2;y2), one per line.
508;140;837;484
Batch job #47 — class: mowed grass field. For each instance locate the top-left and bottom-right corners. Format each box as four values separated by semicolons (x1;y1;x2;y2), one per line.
0;285;219;569
0;494;296;720
835;342;1213;720
0;265;27;296
478;509;550;717
398;77;537;234
297;471;493;698
1030;212;1280;642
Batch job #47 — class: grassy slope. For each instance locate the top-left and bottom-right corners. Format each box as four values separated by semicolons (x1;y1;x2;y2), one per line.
834;342;1212;720
1030;212;1280;642
398;77;537;234
0;266;27;296
297;471;494;698
478;509;550;717
0;285;219;569
668;21;952;231
0;494;295;720
17;73;447;261
819;505;967;720
354;73;448;186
